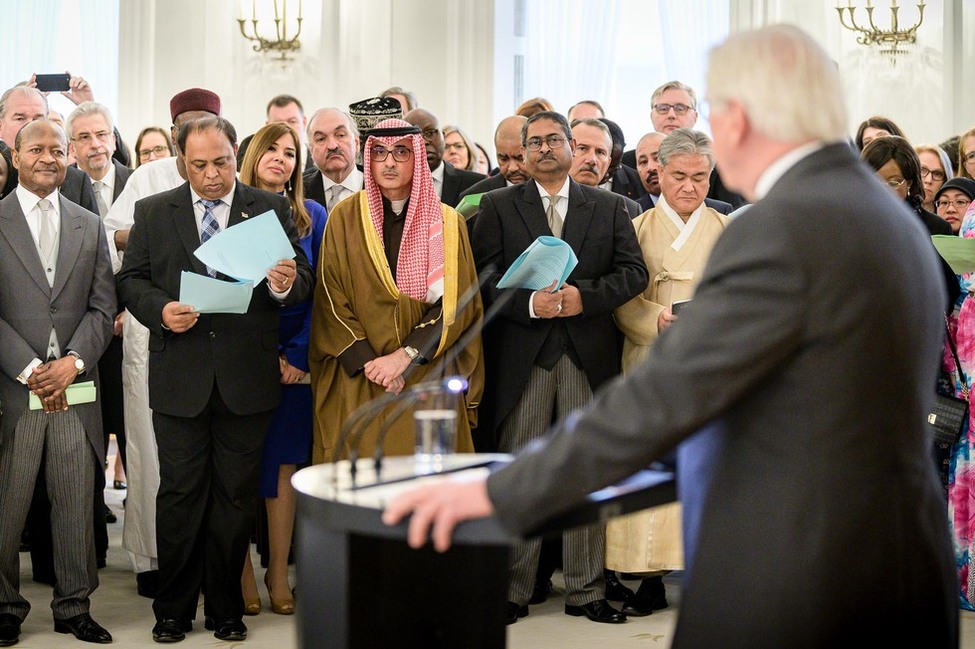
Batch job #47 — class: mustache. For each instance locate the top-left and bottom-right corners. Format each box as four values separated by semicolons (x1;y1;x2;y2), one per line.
326;147;346;157
578;163;599;174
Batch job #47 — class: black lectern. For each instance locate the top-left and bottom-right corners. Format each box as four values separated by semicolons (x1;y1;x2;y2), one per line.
293;455;676;648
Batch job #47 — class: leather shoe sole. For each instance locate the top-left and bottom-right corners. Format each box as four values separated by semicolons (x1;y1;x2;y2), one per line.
151;618;191;643
54;613;113;643
204;617;247;641
0;613;21;647
564;600;627;624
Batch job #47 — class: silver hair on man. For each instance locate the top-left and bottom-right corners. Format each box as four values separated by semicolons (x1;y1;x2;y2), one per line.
657;128;716;170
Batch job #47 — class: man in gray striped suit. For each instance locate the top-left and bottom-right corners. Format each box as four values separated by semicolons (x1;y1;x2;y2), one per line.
0;120;115;646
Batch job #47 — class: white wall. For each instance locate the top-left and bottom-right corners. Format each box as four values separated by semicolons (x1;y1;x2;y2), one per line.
117;0;495;154
730;0;975;147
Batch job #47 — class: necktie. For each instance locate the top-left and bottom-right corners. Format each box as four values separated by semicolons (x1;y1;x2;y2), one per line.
546;195;562;239
327;186;343;212
37;198;56;261
92;180;109;217
200;199;221;277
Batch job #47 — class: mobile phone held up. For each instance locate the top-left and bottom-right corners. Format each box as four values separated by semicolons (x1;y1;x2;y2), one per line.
671;299;692;316
34;73;71;93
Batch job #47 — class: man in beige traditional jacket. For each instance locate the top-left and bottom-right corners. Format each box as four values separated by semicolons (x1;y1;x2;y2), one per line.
608;128;730;615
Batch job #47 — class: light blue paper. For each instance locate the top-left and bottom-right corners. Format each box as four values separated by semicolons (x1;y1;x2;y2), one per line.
194;210;295;283
178;271;254;314
496;236;578;290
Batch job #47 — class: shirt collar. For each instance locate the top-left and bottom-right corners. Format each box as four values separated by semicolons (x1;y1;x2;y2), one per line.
535;176;570;202
16;185;61;217
189;181;236;207
657;194;704;231
91;163;116;190
323;167;363;192
753;141;824;201
431;161;445;184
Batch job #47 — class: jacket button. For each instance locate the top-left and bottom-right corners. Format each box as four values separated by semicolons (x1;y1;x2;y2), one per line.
209;331;216;339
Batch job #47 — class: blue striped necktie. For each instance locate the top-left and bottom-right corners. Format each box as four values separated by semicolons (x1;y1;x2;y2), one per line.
200;199;221;277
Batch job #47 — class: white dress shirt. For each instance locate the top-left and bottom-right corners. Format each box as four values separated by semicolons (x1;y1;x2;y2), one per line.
528;177;571;318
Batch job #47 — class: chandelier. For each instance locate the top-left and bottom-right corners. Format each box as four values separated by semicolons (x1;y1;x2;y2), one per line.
238;0;303;61
835;1;926;59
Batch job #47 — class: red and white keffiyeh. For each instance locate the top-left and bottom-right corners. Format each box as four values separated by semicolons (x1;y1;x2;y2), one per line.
363;118;445;303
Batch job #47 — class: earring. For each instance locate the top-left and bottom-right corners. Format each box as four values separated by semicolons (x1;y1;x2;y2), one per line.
286;178;293;192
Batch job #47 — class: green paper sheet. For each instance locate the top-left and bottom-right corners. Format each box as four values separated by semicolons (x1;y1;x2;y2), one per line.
932;235;975;275
29;381;96;410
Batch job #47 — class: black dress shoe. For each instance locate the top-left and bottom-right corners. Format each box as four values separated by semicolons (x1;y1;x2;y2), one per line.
528;578;553;604
151;618;191;643
504;601;528;625
137;570;160;599
603;570;635;602
104;505;117;524
113;480;127;490
54;613;113;643
204;617;246;641
0;613;21;647
622;576;668;617
564;599;627;624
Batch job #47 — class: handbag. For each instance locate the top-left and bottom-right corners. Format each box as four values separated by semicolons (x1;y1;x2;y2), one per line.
929;317;969;445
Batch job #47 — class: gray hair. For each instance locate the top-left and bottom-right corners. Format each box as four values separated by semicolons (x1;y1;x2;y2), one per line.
915;143;955;180
65;101;114;139
306;107;359;143
657;128;716;170
706;25;847;142
0;85;48;120
650;81;697;110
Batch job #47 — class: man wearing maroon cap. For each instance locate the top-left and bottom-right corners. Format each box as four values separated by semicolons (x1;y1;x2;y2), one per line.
101;88;221;605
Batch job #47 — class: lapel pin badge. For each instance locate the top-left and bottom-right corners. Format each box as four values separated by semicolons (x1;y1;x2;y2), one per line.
241;212;250;219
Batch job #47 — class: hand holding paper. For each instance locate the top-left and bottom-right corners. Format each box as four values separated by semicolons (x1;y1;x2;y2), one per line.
497;236;578;290
194;210;296;283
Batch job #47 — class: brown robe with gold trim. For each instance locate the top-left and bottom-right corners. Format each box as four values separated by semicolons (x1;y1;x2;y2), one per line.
309;192;484;462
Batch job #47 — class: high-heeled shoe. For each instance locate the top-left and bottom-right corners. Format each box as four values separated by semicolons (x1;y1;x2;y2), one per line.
242;574;261;616
264;573;295;615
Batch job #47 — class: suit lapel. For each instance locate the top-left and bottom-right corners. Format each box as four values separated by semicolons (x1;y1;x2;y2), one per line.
51;198;85;300
441;164;460;205
0;193;51;295
561;179;594;255
227;183;256;229
513;181;550;241
113;160;132;201
172;183;211;276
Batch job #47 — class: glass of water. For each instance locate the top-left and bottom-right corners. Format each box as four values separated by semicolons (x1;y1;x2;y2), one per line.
414;387;459;469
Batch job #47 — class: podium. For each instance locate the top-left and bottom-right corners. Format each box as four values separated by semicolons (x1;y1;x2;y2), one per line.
293;454;676;649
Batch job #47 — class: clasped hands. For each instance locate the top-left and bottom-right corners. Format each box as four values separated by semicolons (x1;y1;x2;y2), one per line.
532;280;582;319
27;357;79;413
364;349;411;395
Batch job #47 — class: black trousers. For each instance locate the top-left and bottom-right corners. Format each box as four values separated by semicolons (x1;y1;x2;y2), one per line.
151;381;272;622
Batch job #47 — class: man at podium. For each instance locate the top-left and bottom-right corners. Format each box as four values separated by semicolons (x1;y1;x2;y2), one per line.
385;25;958;648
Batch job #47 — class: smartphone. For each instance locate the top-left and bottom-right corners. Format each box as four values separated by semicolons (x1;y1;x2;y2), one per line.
671;299;692;315
34;73;70;92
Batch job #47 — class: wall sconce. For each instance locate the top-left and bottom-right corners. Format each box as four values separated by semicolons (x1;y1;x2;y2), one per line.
835;0;926;60
238;0;303;61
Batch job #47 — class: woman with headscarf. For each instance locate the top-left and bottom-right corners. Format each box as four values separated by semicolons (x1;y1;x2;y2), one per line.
309;118;484;461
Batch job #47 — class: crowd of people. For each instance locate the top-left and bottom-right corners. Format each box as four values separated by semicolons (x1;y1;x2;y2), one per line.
0;21;969;647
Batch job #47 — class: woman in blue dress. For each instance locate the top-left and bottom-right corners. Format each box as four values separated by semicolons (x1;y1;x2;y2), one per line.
238;121;326;615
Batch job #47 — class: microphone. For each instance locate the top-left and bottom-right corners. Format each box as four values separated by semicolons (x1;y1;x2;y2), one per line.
368;275;516;477
331;264;499;482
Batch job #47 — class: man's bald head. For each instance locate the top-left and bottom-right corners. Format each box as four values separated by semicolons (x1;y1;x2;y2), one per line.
404;108;444;171
494;115;529;185
13;120;68;198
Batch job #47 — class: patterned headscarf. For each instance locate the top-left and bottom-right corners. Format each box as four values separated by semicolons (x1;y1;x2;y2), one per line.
364;118;445;303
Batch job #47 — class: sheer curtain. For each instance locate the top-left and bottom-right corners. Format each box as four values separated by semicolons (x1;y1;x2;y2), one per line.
0;0;119;123
509;0;729;147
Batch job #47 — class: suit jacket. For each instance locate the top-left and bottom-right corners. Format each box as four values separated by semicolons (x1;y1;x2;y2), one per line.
441;162;485;208
116;182;313;418
708;167;747;210
71;159;132;204
637;192;734;216
609;164;647;200
471;178;648;446
0;192;116;463
59;166;99;215
302;165;363;210
486;143;957;646
459;173;507;201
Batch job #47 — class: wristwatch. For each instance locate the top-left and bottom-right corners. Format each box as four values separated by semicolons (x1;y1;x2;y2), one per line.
66;351;85;373
403;345;421;364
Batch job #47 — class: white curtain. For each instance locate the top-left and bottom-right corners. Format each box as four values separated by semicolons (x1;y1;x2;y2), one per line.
0;0;119;122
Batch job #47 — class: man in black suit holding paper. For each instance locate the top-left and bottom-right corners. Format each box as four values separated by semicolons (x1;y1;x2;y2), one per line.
117;116;312;643
469;111;647;624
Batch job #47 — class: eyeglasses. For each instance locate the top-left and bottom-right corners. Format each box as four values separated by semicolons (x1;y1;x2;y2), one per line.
524;135;567;151
964;152;975;167
420;128;440;142
652;103;695;116
73;131;112;145
920;167;947;182
936;198;972;210
139;145;169;159
370;145;412;162
882;178;906;189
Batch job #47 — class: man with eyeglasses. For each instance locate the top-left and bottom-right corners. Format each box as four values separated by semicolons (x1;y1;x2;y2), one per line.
309;118;484;463
404;108;484;207
66;101;131;574
469;110;647;625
